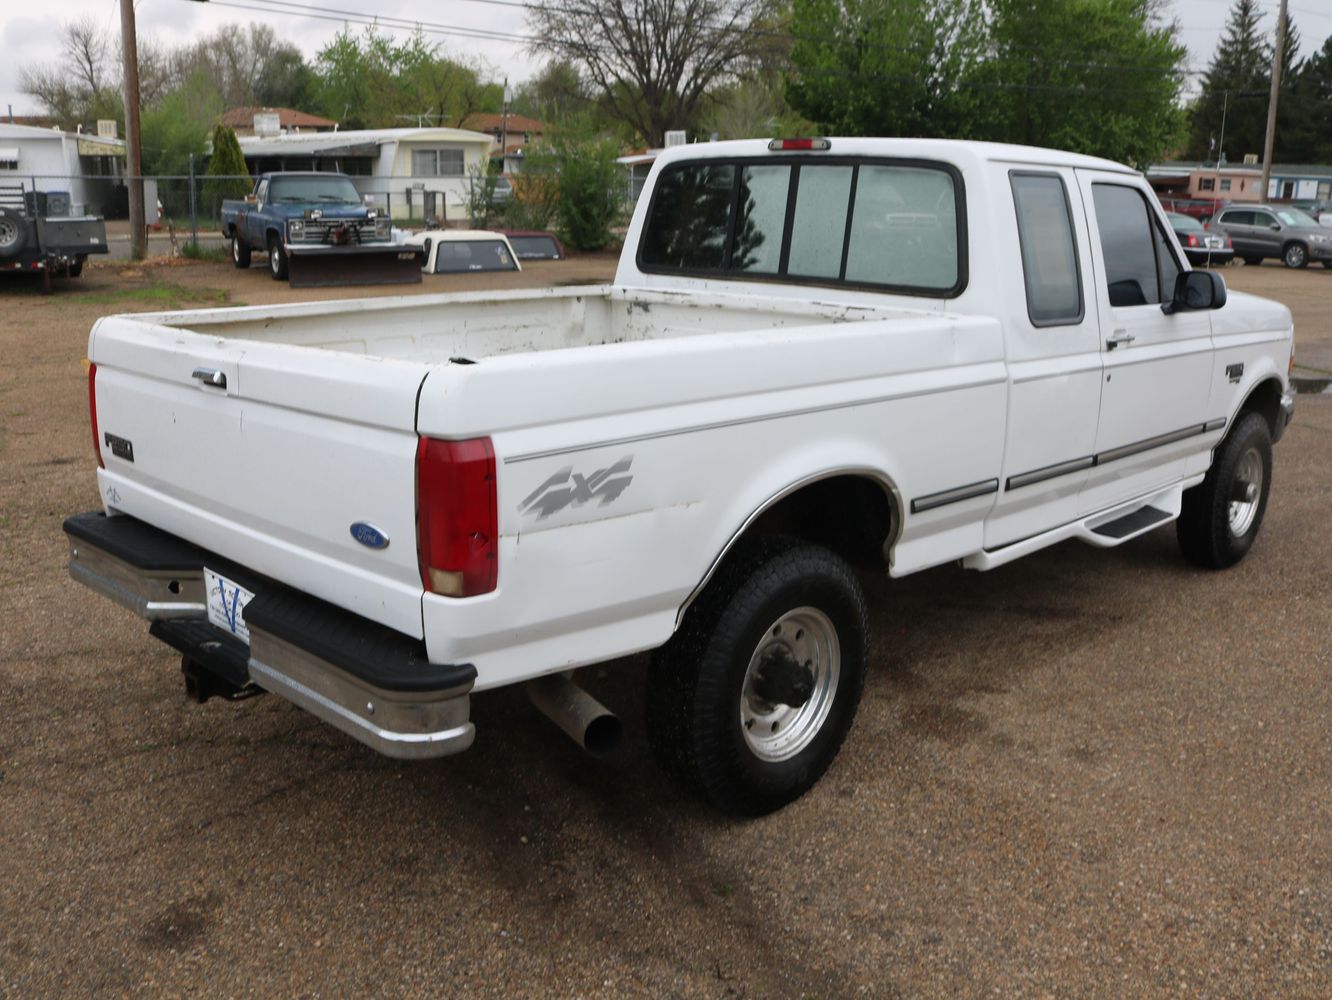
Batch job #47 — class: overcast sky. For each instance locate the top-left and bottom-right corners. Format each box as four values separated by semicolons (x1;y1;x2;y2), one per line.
2;0;1330;121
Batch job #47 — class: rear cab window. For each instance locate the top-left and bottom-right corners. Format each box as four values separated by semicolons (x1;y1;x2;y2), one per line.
1009;172;1083;326
639;155;966;297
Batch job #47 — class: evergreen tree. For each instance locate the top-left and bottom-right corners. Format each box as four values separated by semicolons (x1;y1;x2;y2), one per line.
1186;0;1272;161
203;125;253;218
1278;33;1332;164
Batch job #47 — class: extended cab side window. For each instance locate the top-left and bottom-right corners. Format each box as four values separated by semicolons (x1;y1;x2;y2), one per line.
1092;184;1178;307
1009;172;1082;326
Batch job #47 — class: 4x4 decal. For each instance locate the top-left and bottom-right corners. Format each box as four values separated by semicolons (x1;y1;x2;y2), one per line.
519;456;634;520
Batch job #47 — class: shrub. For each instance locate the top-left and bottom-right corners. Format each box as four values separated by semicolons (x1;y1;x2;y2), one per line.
554;138;623;251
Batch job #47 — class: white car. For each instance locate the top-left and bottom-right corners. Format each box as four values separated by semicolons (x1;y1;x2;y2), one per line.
406;229;521;275
67;138;1294;815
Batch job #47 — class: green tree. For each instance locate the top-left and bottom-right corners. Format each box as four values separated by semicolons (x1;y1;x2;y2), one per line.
141;71;223;178
1278;32;1332;163
554;138;623;250
1186;0;1272;161
785;0;984;140
203;125;253;218
971;0;1187;166
511;60;594;124
312;27;501;129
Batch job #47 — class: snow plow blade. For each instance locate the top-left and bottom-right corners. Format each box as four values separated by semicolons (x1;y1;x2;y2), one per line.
286;244;425;288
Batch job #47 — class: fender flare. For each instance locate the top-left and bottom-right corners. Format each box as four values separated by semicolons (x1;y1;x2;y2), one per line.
674;466;903;628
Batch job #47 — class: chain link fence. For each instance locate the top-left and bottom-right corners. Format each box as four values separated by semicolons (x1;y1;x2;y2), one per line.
3;170;634;257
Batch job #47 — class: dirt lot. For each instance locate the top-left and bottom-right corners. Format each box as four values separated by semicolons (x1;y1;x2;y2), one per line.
1;259;1329;997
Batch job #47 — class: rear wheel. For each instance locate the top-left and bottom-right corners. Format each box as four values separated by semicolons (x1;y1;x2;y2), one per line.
231;233;251;268
646;537;868;815
67;256;84;278
267;235;288;281
1283;242;1308;269
1177;412;1273;569
0;207;28;258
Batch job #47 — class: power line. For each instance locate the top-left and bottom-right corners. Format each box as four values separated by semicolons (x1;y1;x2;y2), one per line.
190;0;1215;79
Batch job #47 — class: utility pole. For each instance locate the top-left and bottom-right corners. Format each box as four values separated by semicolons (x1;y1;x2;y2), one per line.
499;78;511;174
119;0;146;260
1259;0;1289;204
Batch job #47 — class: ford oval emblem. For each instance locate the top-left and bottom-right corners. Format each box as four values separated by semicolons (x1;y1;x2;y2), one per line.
350;522;390;549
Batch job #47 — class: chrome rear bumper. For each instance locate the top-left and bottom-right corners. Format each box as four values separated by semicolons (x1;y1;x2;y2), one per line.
64;512;475;760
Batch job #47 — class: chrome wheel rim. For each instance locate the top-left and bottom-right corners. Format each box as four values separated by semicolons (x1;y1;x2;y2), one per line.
0;218;17;248
1228;446;1264;536
232;237;240;262
1286;245;1305;267
740;607;840;762
270;245;280;273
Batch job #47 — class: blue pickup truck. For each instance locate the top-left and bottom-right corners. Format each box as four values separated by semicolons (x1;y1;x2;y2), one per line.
220;172;421;287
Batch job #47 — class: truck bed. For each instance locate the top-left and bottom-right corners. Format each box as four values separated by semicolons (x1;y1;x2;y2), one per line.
139;285;915;362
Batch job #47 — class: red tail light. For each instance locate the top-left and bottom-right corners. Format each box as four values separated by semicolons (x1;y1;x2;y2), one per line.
1187;234;1199;247
88;362;104;469
416;436;497;598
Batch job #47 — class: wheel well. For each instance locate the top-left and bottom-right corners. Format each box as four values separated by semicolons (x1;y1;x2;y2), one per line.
1283;239;1307;253
744;474;896;570
1238;378;1283;437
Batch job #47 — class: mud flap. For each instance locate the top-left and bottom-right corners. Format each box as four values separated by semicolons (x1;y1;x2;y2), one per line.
286;244;425;288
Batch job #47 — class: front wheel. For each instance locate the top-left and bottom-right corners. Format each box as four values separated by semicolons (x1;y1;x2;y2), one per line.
646;537;868;815
1283;242;1308;269
268;236;288;280
1177;412;1273;569
231;233;251;268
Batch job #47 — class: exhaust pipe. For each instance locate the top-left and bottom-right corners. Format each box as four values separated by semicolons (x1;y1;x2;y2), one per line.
527;673;622;757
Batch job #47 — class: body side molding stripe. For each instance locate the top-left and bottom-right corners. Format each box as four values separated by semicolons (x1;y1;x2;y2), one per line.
1094;423;1208;466
1006;419;1229;492
1006;455;1094;491
910;478;999;514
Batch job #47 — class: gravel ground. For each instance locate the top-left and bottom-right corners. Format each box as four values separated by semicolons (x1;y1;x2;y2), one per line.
1;259;1329;998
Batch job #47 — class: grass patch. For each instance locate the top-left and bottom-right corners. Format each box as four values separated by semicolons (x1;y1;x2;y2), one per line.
181;243;229;263
70;281;230;310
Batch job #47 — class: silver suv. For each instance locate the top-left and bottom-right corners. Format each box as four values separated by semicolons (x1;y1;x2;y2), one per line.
1210;204;1332;269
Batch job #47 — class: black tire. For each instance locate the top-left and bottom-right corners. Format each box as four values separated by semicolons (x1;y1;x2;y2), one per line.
231;233;251;269
1242;255;1263;266
67;256;84;278
267;235;288;281
1282;242;1309;269
0;206;29;258
1322;261;1332;270
1177;412;1273;569
646;537;868;815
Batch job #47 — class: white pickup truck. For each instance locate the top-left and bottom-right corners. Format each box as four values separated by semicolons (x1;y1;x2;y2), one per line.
67;138;1295;815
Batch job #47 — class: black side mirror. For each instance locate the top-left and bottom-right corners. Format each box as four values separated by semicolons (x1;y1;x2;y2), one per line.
1270;223;1281;231
1162;270;1227;315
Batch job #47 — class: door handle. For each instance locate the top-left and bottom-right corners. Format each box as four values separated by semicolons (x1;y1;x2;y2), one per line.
1105;329;1136;350
191;366;227;389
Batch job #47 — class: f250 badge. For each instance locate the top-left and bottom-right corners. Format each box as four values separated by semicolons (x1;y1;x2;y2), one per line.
520;457;634;520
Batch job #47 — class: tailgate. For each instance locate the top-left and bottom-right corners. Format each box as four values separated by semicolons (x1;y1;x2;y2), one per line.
89;315;433;638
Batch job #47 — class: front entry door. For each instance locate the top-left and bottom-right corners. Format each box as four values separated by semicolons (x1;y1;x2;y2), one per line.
1075;172;1214;516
